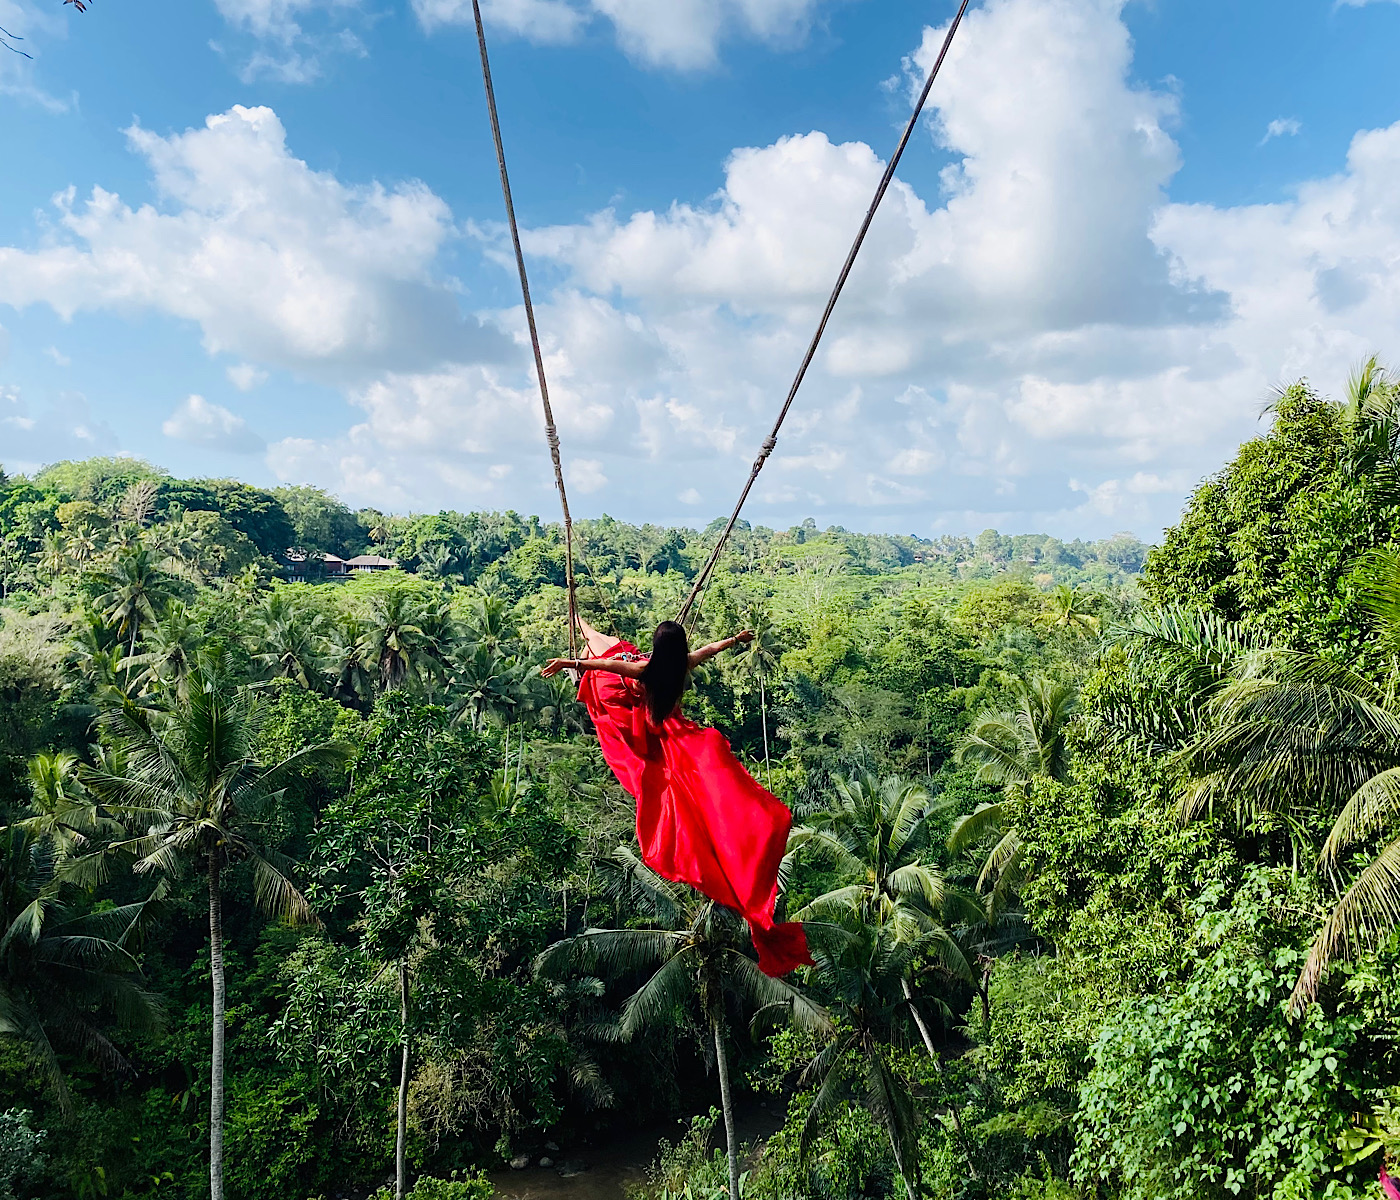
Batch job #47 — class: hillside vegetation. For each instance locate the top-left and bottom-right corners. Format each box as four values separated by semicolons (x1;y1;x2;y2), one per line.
1;371;1399;1200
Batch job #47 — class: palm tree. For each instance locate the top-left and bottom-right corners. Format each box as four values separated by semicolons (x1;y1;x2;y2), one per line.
326;613;375;710
15;752;117;861
536;669;588;737
451;643;524;731
82;653;347;1200
792;773;979;1173
799;916;945;1200
252;592;327;688
69;610;143;708
65;525;106;571
130;602;204;700
89;545;178;668
0;826;160;1111
1146;551;1400;1008
1045;584;1098;634
1340;356;1399;495
460;592;517;657
365;589;435;692
537;852;828;1200
950;676;1077;902
739;610;781;787
147;511;206;581
37;532;66;591
794;774;967;955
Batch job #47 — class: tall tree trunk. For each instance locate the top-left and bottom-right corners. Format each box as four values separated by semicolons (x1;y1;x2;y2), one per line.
759;673;771;788
208;853;226;1200
396;958;410;1200
902;977;977;1181
713;1014;742;1200
890;1137;919;1200
901;976;938;1056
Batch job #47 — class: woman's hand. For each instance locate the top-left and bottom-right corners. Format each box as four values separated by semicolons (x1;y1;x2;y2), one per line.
734;630;754;644
540;658;571;678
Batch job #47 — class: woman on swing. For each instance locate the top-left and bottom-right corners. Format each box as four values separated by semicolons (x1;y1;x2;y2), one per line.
542;616;811;976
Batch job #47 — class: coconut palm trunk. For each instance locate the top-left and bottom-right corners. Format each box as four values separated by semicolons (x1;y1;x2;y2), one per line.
901;977;977;1180
712;1012;742;1200
759;673;771;788
208;852;226;1200
396;958;410;1200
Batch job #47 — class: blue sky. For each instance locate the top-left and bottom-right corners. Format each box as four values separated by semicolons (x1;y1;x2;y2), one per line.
2;0;1399;540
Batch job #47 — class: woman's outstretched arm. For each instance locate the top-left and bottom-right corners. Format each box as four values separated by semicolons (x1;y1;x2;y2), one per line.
687;630;753;670
541;655;646;679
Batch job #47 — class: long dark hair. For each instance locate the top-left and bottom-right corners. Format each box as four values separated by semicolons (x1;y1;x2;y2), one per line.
639;621;689;726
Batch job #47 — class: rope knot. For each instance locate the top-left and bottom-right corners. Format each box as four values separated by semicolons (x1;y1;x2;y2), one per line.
759;435;777;459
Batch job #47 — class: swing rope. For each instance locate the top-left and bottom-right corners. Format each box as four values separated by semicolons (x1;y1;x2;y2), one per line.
471;0;580;659
676;0;971;626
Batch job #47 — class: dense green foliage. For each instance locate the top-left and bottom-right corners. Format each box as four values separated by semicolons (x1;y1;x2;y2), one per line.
3;367;1400;1200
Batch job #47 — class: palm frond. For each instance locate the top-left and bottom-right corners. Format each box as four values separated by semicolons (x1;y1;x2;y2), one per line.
1323;766;1400;864
793;885;868;922
1292;837;1400;1010
886;862;946;910
799;1042;854;1162
619;949;696;1038
534;928;680;982
724;950;831;1035
248;853;318;927
977;829;1024;894
947;801;1008;853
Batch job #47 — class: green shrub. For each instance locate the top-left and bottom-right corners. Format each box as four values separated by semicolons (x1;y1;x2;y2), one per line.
0;1110;45;1200
371;1171;493;1200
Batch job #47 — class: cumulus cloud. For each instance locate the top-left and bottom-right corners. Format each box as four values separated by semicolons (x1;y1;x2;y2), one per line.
0;106;510;380
416;0;831;70
1262;117;1301;144
227;363;268;391
1152;119;1400;391
162;394;265;454
15;0;1400;538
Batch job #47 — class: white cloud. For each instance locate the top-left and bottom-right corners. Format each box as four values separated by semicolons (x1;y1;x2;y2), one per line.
16;0;1400;539
0;0;72;111
43;346;70;366
208;0;366;82
568;458;607;493
162;394;266;454
227;363;268;391
417;0;831;70
1152;119;1400;397
0;385;118;471
413;0;585;41
1262;117;1301;144
0;106;510;379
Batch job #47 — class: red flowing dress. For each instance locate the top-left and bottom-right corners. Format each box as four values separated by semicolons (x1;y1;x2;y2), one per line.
578;640;812;976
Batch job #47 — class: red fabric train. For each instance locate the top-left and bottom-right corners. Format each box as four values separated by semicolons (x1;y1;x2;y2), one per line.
577;640;812;976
